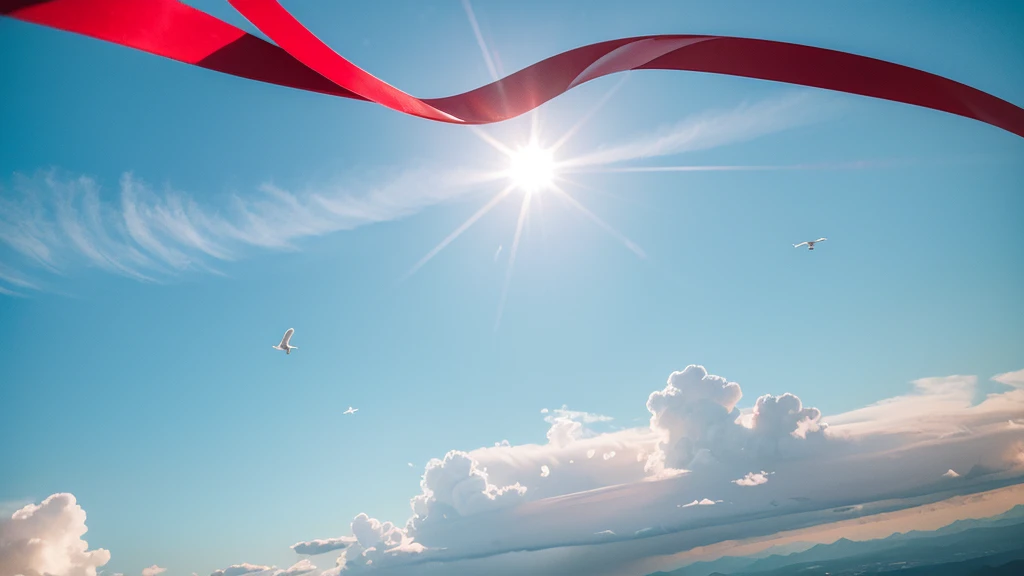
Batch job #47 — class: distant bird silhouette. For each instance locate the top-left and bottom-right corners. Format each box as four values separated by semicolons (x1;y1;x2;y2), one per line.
272;328;298;355
793;237;827;251
344;407;358;415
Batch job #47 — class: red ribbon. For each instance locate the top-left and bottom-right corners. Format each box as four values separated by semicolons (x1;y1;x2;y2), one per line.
4;0;1022;137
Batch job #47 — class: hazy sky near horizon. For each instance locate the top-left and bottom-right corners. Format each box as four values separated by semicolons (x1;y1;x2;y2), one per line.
1;1;1022;576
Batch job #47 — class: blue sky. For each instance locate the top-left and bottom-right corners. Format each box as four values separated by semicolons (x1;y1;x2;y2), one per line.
0;1;1022;575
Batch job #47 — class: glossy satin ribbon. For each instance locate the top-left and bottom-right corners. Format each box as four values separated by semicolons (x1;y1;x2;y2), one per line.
3;0;1022;137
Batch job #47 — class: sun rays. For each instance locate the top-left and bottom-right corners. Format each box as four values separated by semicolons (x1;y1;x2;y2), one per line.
397;7;875;330
402;100;654;330
400;91;840;329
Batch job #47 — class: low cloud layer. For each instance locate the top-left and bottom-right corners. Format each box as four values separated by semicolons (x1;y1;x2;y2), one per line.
643;483;1024;574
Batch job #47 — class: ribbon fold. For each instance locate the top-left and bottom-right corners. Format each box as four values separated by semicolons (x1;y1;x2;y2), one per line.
3;0;1022;137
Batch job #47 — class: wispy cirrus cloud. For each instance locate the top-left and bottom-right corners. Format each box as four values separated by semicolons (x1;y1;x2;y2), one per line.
561;91;837;169
543;405;614;424
0;262;38;292
0;91;834;296
0;167;486;293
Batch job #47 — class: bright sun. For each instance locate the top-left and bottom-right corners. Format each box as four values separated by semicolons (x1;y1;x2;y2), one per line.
407;116;646;330
507;144;556;193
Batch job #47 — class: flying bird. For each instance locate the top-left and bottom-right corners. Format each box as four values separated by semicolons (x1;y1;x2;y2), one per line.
793;237;827;250
272;328;298;355
344;407;358;415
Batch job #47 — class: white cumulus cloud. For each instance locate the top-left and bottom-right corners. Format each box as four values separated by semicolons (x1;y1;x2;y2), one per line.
679;498;721;508
410;450;527;527
545;416;583;448
0;493;110;576
733;471;770;487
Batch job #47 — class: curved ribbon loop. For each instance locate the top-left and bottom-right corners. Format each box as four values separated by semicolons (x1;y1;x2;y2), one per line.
4;0;1023;136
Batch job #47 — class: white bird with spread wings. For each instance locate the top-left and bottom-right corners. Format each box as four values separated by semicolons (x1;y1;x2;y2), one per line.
344;407;358;415
793;237;827;251
272;328;298;355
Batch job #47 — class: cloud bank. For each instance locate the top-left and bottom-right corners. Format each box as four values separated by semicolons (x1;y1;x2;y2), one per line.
272;364;1024;576
9;365;1023;576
